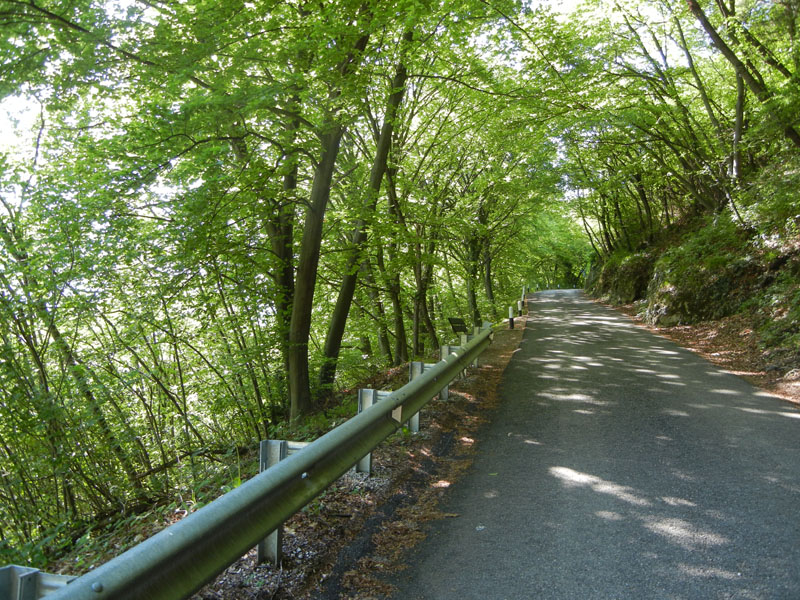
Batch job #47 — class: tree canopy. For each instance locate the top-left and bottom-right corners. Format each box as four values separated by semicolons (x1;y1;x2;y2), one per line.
1;0;798;565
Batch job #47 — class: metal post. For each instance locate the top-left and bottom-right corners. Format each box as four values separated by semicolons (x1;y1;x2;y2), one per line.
471;327;482;367
0;565;37;600
257;440;287;566
406;363;423;431
441;345;466;379
509;305;514;329
357;389;399;453
357;389;375;473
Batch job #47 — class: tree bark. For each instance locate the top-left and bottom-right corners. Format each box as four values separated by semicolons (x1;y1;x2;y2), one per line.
287;31;371;420
360;260;393;365
288;125;346;419
687;0;800;148
317;40;411;397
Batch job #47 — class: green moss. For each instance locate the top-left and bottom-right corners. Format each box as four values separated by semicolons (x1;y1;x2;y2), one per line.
644;215;758;325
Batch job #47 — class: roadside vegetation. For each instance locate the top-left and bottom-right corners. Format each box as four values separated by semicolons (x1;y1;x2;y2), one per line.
1;0;798;575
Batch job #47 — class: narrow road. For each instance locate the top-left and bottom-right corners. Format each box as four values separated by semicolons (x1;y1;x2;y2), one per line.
389;289;800;599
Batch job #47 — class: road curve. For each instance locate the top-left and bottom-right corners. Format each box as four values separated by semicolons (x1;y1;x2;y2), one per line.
389;289;800;599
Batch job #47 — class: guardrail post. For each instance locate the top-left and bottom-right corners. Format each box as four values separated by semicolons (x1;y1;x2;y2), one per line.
461;327;481;369
0;565;76;600
1;565;37;600
509;305;515;329
357;389;376;473
517;300;523;316
441;345;466;379
257;440;287;566
357;389;392;474
406;363;425;430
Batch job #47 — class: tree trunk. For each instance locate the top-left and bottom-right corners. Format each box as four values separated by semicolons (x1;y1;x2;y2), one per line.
632;173;654;242
383;168;409;365
361;260;393;365
317;45;410;397
687;0;800;148
288;126;345;419
483;246;497;318
286;30;371;420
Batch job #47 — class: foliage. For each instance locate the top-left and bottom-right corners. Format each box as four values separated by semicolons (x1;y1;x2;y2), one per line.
1;0;799;571
644;214;760;325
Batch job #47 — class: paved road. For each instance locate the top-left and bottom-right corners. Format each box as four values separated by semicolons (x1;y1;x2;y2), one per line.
389;289;800;599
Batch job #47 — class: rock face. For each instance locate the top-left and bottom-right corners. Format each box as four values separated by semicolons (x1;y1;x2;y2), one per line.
586;214;799;377
643;254;762;326
587;220;798;329
589;252;654;305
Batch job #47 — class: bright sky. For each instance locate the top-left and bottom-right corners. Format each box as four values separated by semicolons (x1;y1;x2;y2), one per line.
533;0;584;13
0;0;591;164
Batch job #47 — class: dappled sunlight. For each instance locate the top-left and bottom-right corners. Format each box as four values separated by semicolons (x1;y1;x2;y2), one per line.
506;432;544;446
549;467;651;507
536;392;610;406
662;409;690;417
678;564;742;580
735;407;800;420
670;469;697;482
642;517;729;550
547;466;732;553
661;497;696;508
595;510;624;521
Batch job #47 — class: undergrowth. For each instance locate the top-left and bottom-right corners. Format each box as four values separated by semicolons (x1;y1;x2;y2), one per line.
588;211;800;370
6;365;407;574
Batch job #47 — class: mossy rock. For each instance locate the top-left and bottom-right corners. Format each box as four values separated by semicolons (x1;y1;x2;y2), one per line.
609;253;655;304
587;251;654;304
644;253;761;326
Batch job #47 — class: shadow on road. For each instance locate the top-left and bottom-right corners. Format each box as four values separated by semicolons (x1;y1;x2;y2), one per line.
391;289;800;599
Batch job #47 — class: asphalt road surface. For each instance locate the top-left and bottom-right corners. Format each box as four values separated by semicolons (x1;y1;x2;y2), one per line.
389;289;800;599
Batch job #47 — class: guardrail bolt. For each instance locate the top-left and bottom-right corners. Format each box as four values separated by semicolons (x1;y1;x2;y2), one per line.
91;581;104;593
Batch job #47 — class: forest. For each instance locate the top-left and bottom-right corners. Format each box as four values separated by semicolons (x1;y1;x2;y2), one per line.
0;0;798;569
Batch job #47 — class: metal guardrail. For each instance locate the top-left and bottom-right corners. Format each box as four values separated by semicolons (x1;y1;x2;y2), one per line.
43;326;493;600
0;566;75;600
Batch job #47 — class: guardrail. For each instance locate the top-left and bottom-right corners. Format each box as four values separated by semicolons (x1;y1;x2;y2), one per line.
43;326;493;600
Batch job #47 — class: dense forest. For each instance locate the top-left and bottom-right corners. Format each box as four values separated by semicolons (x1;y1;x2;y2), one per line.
1;0;798;568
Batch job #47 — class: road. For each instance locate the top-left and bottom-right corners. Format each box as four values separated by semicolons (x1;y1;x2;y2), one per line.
389;289;800;599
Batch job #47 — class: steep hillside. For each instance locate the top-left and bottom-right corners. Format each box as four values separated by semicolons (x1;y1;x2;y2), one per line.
587;213;800;386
